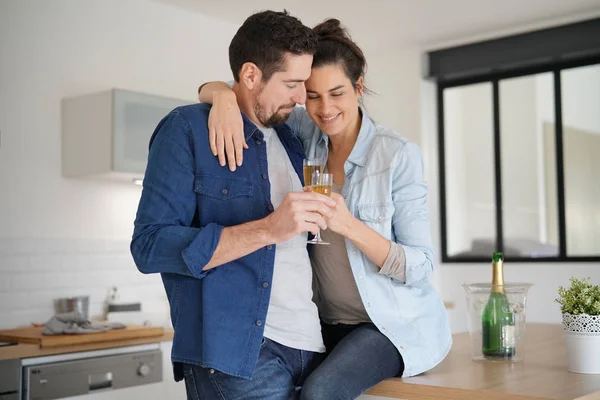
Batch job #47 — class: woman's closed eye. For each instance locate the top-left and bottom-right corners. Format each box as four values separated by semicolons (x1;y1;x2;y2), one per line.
307;92;344;100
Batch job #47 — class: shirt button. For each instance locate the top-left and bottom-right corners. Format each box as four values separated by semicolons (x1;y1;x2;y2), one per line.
256;320;262;326
266;245;273;251
255;139;262;145
262;282;269;288
261;173;267;180
377;215;383;221
267;204;274;211
366;302;371;307
222;189;228;195
382;327;387;332
210;368;215;374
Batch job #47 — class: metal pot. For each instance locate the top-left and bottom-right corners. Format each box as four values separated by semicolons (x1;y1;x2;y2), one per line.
54;296;90;320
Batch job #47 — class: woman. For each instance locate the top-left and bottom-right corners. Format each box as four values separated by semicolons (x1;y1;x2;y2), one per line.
199;19;451;399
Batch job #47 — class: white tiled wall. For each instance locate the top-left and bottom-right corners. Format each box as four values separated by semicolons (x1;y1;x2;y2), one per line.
0;238;167;330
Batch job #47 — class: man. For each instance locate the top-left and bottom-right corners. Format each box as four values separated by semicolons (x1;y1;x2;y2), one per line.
131;10;335;400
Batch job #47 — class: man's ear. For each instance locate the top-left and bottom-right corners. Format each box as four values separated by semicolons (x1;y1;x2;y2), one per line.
239;62;262;90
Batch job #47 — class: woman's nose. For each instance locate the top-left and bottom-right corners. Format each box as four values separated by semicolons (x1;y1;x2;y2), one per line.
320;97;332;114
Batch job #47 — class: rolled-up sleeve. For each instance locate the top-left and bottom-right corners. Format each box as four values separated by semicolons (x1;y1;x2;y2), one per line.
130;111;223;279
390;142;435;286
378;241;407;281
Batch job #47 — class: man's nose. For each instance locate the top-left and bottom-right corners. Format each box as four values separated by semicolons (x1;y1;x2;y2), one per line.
292;85;306;105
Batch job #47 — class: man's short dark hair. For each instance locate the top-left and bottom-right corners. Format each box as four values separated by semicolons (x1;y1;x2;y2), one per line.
229;10;318;82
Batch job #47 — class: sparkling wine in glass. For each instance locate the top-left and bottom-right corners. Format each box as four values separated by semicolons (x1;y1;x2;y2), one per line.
308;171;333;245
303;158;323;187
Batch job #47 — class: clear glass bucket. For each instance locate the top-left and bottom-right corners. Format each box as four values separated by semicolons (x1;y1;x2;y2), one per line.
461;283;533;362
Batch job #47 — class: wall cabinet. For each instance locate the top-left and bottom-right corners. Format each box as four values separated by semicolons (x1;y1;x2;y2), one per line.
62;89;190;184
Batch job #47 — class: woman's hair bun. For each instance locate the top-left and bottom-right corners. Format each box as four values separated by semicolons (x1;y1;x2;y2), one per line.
313;18;346;39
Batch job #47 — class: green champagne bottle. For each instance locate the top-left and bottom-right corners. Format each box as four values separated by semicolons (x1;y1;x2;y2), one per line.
481;252;515;358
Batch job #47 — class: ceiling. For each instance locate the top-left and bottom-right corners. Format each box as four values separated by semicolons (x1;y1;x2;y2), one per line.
154;0;600;50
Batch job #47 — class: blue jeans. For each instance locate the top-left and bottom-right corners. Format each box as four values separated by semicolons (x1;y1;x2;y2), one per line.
183;337;323;400
300;322;404;400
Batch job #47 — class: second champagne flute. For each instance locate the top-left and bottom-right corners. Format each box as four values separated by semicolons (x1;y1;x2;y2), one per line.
303;158;323;187
308;171;333;245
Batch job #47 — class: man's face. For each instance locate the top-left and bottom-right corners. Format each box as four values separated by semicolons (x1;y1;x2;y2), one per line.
253;53;313;127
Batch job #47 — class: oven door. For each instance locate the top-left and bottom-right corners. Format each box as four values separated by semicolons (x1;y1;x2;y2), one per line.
22;345;162;400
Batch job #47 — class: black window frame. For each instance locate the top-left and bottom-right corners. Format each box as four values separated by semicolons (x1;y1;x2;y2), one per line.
430;18;600;263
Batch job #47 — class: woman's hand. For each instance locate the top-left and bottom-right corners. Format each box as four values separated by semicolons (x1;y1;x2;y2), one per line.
326;192;356;237
304;188;355;237
208;91;246;171
198;82;247;171
304;188;391;267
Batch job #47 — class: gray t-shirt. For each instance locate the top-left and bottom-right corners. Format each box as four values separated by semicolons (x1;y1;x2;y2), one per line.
259;126;325;353
310;183;371;324
311;183;408;325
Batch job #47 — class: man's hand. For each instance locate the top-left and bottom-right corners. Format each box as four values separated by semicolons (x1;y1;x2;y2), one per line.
263;192;336;244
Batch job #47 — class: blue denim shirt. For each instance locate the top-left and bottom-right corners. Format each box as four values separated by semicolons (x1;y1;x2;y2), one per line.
288;107;452;377
130;103;306;380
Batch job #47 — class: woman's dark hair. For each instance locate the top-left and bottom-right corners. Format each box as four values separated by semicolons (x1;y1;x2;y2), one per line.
312;19;368;92
229;10;318;83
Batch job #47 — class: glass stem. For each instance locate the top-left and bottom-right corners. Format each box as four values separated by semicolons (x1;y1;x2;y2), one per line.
315;228;322;242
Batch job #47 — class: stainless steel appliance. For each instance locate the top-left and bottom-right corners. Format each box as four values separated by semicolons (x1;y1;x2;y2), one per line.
21;344;162;400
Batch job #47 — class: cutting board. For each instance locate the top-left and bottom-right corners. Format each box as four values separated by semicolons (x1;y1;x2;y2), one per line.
0;325;165;348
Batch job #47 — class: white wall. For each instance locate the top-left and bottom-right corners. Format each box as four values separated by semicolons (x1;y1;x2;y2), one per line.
0;0;237;329
363;45;422;144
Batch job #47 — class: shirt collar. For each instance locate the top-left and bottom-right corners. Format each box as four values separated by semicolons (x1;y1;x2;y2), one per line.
241;112;260;142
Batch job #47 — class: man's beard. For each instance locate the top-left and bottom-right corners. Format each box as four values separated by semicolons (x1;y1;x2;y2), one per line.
253;88;294;128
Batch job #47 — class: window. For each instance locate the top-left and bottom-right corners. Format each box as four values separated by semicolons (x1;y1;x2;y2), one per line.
429;18;600;262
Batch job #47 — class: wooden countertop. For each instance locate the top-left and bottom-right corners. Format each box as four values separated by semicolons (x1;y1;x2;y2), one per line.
366;323;600;400
0;328;173;360
5;323;599;399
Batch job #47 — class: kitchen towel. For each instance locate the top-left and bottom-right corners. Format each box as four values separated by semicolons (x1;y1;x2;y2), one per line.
42;311;126;335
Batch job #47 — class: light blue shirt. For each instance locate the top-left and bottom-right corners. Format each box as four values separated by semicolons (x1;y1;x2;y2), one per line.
288;107;452;377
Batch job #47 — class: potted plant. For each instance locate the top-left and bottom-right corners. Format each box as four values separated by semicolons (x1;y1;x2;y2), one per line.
555;277;600;374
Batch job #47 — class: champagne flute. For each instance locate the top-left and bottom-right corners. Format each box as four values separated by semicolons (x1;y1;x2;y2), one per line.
307;171;333;245
303;158;323;187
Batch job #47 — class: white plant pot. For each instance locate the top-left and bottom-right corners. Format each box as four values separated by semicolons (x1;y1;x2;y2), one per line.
562;313;600;374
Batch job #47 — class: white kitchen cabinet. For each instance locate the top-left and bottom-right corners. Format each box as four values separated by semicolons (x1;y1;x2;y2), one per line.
62;89;190;184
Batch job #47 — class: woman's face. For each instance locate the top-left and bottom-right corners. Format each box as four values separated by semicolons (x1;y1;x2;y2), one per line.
304;64;363;137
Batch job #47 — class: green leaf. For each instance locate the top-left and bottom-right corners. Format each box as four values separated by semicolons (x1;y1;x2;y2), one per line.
555;277;600;316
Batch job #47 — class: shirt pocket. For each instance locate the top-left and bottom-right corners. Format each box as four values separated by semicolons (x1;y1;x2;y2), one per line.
194;174;255;225
357;202;395;239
